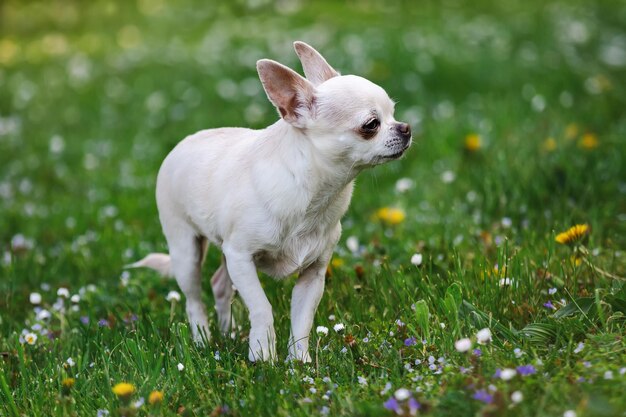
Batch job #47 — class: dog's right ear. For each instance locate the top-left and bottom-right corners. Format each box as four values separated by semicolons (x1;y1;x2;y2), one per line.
257;59;315;128
293;41;339;86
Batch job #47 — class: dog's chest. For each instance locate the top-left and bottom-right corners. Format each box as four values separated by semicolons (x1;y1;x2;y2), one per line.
253;220;333;278
253;185;352;278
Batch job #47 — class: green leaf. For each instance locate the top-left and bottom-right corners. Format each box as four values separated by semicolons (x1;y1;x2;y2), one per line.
413;299;430;341
442;282;463;323
520;322;557;346
553;297;595;319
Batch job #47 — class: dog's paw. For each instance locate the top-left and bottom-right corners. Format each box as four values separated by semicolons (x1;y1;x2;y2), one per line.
287;350;312;363
248;326;276;362
287;340;312;363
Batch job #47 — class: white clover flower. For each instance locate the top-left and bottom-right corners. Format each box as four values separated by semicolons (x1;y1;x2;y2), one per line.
29;292;42;305
454;338;472;352
441;170;456;184
603;370;613;380
549;287;557;295
316;326;329;336
133;397;145;408
499;278;513;287
395;178;414;193
328;314;336;321
410;253;423;266
439;323;446;329
66;357;75;367
500;368;517;381
120;271;130;287
36;309;51;321
381;382;392;395
346;236;359;253
333;323;345;332
57;287;70;298
24;332;38;345
177;363;184;371
70;294;80;303
302;376;314;384
563;411;577;417
166;290;181;302
357;376;368;386
573;342;584;354
394;388;411;401
511;391;523;403
514;348;524;358
476;328;492;344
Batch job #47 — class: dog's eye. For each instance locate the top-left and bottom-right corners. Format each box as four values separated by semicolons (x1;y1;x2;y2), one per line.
362;118;380;131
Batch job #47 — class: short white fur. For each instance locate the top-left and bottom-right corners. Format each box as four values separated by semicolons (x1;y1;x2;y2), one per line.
128;41;412;362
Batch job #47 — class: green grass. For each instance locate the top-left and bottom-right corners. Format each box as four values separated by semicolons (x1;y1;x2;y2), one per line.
1;0;625;416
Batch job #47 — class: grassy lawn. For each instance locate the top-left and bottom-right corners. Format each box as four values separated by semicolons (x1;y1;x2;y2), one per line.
1;0;625;416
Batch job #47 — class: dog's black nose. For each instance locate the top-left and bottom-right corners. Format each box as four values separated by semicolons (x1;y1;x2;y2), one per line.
396;122;411;140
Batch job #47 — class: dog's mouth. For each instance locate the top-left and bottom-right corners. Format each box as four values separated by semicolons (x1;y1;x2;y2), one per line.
385;149;406;159
382;143;411;160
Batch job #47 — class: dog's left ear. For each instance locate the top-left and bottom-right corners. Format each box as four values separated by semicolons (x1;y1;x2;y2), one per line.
293;41;339;86
257;59;316;128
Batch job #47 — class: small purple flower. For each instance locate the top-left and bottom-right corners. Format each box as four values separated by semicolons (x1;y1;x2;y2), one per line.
98;319;109;327
472;389;493;404
404;337;417;347
576;376;585;383
123;314;138;323
516;365;536;376
543;301;556;310
472;348;482;357
408;397;420;412
80;316;89;325
493;368;502;379
383;397;400;413
460;366;471;374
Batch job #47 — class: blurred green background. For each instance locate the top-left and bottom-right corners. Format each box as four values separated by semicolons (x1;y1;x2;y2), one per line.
1;1;625;415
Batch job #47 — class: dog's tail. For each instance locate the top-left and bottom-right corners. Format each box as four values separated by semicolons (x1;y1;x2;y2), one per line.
125;253;173;278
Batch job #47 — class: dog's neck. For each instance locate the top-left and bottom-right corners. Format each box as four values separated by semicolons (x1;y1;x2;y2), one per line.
258;120;358;215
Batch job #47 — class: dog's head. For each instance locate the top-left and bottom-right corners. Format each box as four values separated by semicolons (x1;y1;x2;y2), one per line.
257;41;412;168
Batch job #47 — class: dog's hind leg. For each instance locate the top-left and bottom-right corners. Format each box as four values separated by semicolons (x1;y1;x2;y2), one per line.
168;229;210;344
210;256;237;335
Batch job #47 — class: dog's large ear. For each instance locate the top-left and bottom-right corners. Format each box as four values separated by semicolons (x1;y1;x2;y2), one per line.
257;59;316;127
293;41;339;86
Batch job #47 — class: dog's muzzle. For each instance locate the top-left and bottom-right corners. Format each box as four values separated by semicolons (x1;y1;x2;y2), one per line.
395;122;412;147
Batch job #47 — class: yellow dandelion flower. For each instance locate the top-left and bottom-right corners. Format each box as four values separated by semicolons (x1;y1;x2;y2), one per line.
542;137;557;152
376;207;406;225
331;258;344;268
112;382;135;398
464;133;481;152
578;133;598;149
148;390;164;405
571;255;583;266
61;377;75;396
0;39;19;65
564;123;578;140
62;378;75;388
555;224;589;245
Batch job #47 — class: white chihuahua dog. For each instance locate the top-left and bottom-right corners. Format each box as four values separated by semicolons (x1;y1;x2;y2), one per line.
129;41;412;362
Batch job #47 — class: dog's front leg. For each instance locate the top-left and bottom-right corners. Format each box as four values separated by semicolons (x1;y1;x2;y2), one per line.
288;257;328;362
222;246;276;362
